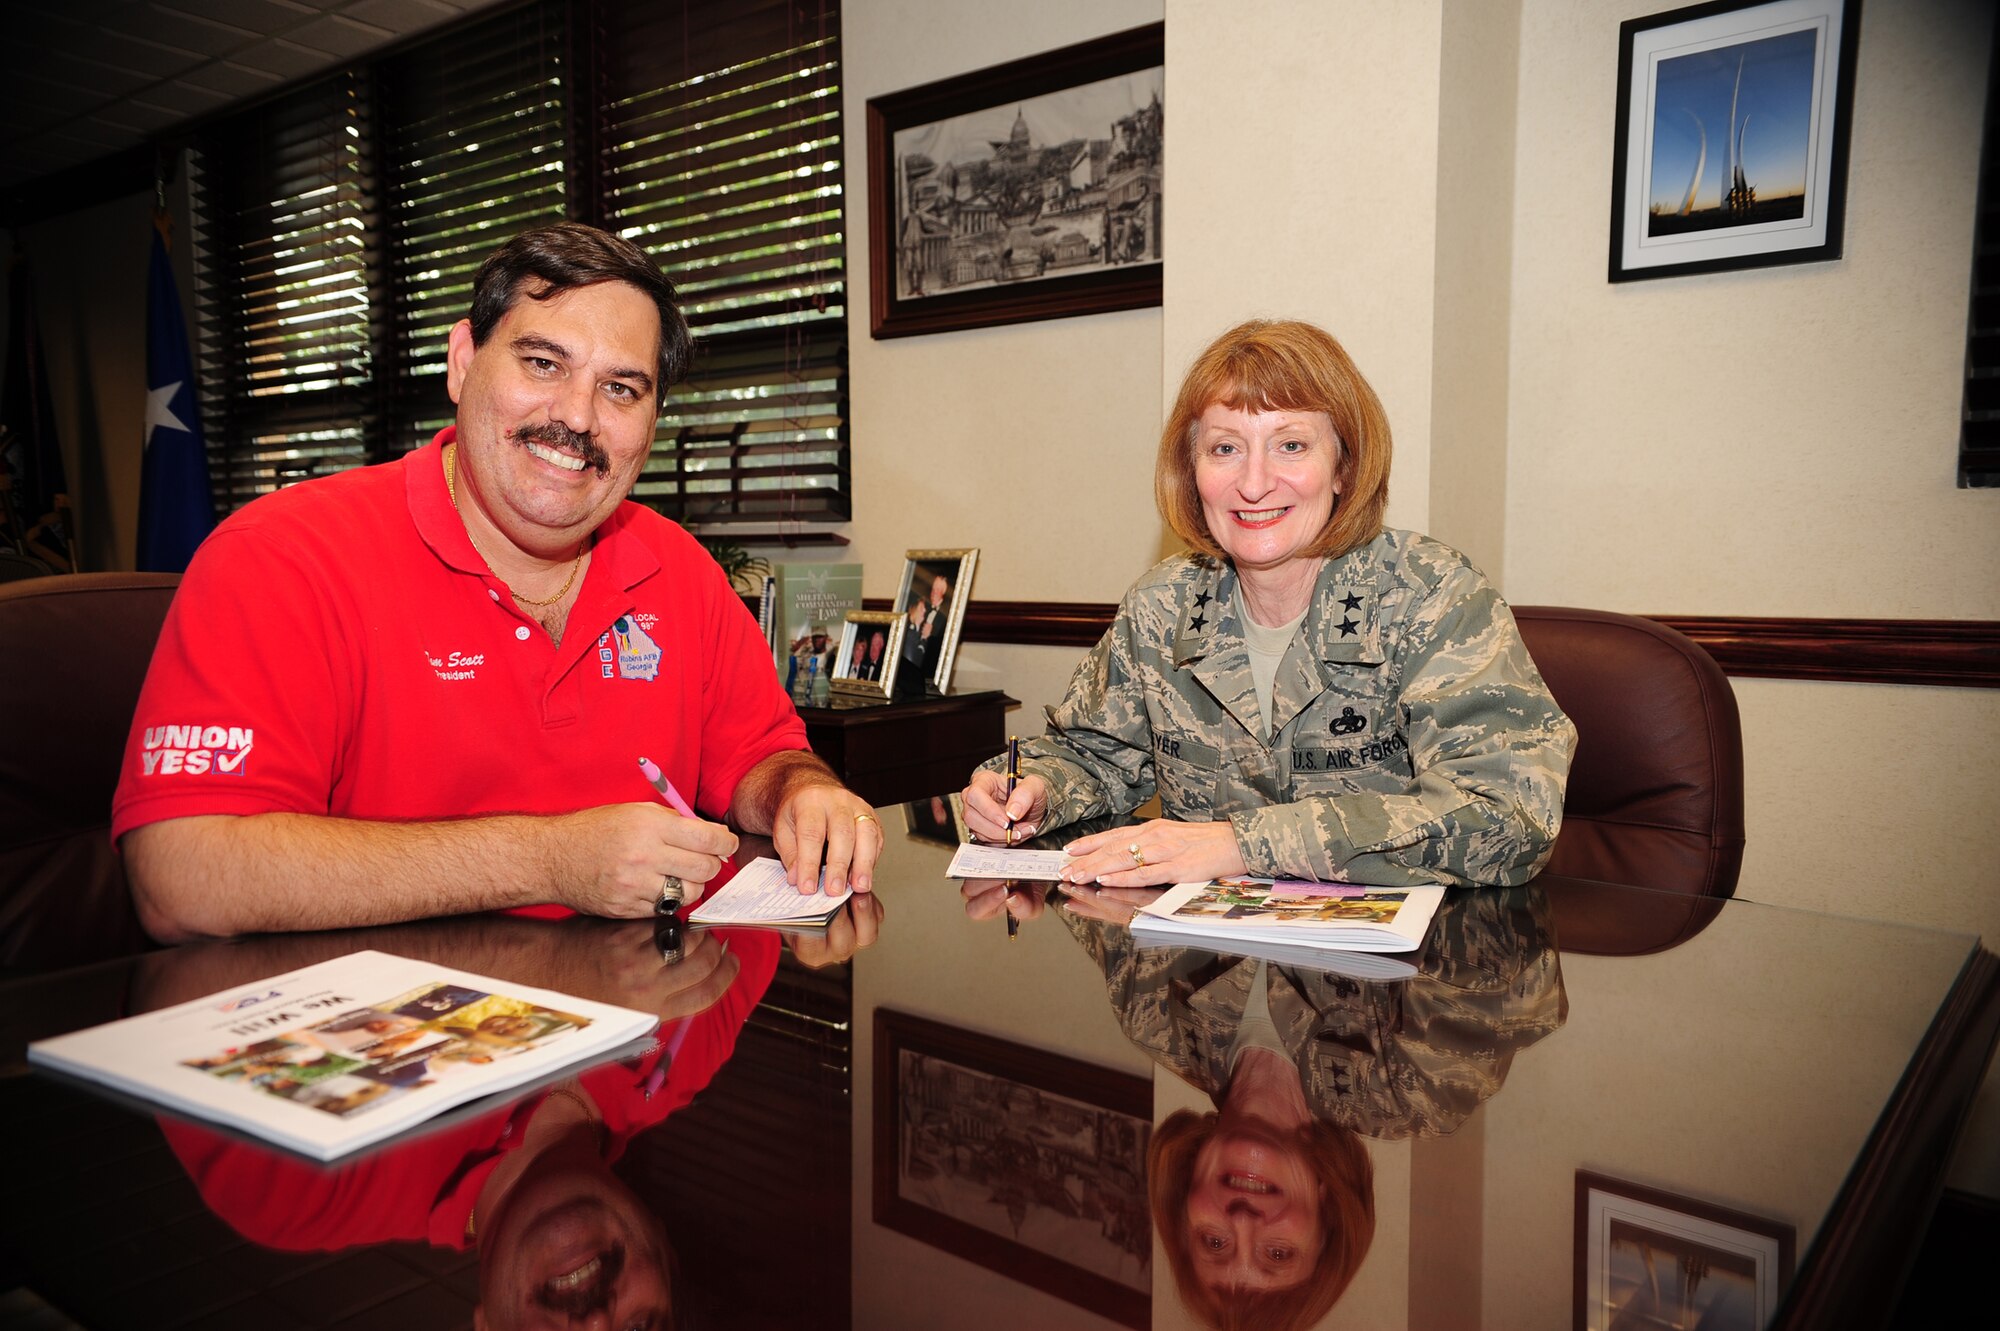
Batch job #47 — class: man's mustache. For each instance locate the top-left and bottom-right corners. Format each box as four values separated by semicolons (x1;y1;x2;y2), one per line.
516;422;612;476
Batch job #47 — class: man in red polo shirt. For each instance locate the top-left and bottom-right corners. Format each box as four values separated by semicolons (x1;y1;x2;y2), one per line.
113;223;880;941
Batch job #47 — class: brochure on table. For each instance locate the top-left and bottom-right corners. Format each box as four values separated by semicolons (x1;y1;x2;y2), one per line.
28;950;657;1162
1130;878;1445;959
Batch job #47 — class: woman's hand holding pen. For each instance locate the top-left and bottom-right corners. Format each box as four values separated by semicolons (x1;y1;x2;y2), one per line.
959;877;1050;926
962;768;1050;844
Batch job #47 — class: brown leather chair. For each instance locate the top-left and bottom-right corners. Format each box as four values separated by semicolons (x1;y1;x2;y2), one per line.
1513;606;1745;954
0;572;180;971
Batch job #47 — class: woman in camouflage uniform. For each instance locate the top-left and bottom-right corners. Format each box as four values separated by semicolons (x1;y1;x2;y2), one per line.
962;320;1575;890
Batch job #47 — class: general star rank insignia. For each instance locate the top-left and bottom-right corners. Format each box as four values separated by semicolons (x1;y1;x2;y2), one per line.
1338;617;1359;637
1194;590;1213;609
1340;592;1363;612
1188;613;1208;633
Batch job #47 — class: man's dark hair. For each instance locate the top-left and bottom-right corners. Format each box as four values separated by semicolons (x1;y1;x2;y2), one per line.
468;221;693;407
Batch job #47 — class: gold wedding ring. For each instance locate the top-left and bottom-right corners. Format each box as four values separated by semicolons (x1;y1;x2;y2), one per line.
1129;843;1145;867
855;812;877;825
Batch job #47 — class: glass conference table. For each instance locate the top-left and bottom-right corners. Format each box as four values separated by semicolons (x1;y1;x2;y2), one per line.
2;803;1994;1331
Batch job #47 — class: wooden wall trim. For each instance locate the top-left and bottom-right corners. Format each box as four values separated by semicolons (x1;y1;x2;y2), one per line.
857;599;2000;689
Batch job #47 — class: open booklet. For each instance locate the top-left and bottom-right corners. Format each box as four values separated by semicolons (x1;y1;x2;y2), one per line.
1130;877;1446;968
686;855;852;930
28;950;657;1162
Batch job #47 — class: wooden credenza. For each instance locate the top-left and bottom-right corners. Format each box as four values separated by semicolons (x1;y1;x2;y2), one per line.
797;690;1018;807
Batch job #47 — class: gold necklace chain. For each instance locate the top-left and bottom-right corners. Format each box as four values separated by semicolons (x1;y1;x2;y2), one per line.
443;442;585;609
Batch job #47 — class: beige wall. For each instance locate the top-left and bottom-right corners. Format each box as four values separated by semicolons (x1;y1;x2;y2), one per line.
1501;0;2000;1195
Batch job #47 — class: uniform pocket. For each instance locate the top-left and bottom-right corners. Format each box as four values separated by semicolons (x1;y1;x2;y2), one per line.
1152;731;1219;818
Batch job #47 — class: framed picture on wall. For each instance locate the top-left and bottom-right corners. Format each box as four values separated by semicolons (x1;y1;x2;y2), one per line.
1608;0;1860;281
873;1010;1152;1328
892;548;977;697
831;610;905;702
1574;1171;1795;1331
865;23;1163;338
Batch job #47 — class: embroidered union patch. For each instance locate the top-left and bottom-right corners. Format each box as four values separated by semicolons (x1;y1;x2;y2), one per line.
614;616;661;681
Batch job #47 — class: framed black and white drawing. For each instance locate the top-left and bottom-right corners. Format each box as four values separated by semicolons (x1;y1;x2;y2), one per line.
866;24;1163;337
1609;0;1859;281
873;1010;1151;1328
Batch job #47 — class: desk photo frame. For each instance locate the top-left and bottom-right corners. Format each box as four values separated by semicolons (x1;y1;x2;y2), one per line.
1608;0;1859;281
832;610;904;702
894;548;977;695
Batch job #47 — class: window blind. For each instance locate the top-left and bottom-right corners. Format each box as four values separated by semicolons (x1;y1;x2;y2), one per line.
192;74;376;508
599;0;849;525
380;1;572;457
190;0;849;527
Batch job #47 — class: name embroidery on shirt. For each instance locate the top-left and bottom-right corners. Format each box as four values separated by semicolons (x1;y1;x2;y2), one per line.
426;649;486;682
141;724;254;776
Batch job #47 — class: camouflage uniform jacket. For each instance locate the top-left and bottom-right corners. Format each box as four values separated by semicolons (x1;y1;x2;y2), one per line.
1001;530;1576;886
1060;886;1568;1139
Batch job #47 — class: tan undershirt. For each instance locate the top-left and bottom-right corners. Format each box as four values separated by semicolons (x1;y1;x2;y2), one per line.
1242;604;1309;738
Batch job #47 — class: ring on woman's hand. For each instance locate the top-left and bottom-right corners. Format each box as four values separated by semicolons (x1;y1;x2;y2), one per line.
657;875;684;915
1129;843;1145;867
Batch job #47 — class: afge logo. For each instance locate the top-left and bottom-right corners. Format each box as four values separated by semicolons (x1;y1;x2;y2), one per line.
141;724;254;777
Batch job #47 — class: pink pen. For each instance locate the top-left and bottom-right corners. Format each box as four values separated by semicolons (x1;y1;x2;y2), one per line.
637;757;697;819
639;756;735;872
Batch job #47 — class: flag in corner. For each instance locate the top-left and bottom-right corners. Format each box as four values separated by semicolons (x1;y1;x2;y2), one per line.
138;221;216;572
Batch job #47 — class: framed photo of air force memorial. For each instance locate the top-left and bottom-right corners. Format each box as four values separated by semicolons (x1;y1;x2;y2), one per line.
1608;0;1859;282
866;23;1163;338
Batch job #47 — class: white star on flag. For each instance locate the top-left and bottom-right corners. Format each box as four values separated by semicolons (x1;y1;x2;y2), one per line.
145;380;189;449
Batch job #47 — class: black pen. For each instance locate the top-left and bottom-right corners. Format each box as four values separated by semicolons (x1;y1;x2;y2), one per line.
1004;735;1021;847
1005;882;1019;941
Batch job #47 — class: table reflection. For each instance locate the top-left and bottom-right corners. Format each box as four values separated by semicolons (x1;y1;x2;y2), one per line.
125;913;780;1329
1060;884;1565;1329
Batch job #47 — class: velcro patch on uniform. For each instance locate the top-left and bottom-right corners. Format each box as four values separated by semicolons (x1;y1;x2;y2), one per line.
1154;733;1220;768
1293;732;1409;772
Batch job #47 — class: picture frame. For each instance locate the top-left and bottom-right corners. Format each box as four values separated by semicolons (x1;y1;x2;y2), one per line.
831;610;905;702
899;792;969;847
873;1010;1151;1329
1608;0;1859;282
866;24;1163;339
893;548;977;696
1574;1171;1795;1331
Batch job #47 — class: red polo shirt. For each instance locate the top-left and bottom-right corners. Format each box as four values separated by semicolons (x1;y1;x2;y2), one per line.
113;430;804;863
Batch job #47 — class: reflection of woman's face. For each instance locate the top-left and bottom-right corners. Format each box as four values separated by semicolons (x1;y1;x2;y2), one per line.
1185;1120;1325;1292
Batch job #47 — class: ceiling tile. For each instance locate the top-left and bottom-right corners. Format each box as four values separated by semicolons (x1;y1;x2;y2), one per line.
122;5;262;54
176;59;284;98
234;36;337;80
35;52;155;97
13;73;110;118
130;79;233;116
285;14;392;58
152;0;315;38
46;120;138;152
341;0;458;36
82;32;206;79
92;100;187;134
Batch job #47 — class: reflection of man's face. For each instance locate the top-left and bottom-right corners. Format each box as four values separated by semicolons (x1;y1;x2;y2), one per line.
1185;1121;1325;1293
476;1143;674;1331
929;574;948;607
